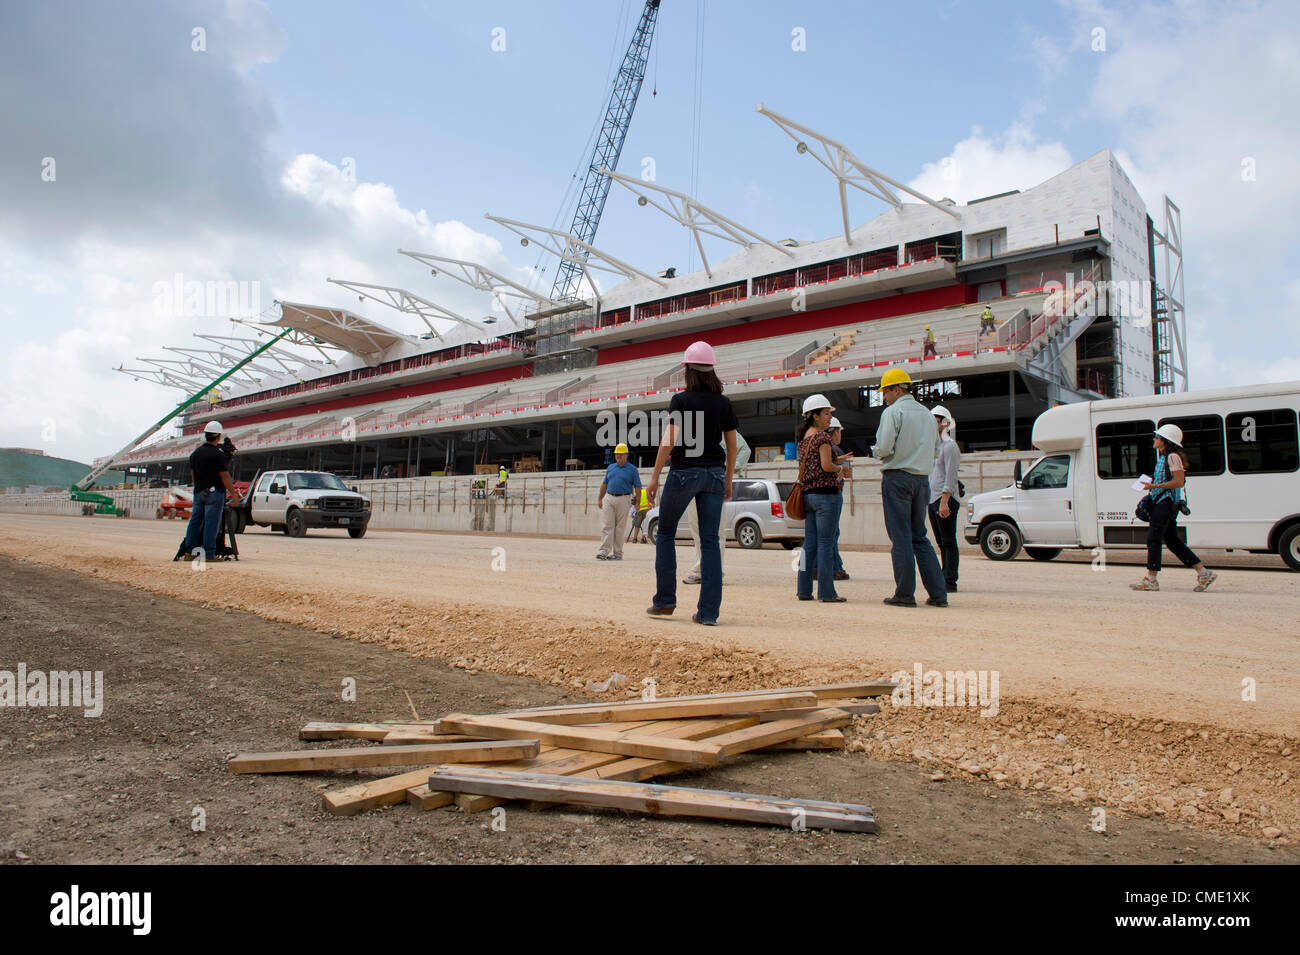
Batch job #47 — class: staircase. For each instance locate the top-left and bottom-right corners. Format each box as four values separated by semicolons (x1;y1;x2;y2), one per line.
804;332;856;367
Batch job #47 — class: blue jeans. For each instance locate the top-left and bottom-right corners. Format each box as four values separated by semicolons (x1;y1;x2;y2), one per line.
881;471;946;601
182;488;226;560
798;491;842;600
653;466;725;622
809;512;845;576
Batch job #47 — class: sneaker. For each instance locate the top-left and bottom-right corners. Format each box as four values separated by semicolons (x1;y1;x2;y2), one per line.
595;554;610;560
609;554;623;560
820;596;847;603
834;570;850;581
1129;576;1159;591
882;596;917;607
925;597;949;608
691;613;716;626
797;595;813;601
646;605;674;616
1194;570;1218;592
682;573;702;584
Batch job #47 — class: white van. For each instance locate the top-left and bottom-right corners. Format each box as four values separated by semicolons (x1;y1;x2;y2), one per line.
964;382;1300;570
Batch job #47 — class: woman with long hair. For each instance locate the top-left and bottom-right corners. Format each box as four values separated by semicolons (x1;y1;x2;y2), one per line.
1132;423;1218;592
646;341;737;625
795;394;852;602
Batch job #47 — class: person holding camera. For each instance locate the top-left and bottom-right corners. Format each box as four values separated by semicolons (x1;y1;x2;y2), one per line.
1131;423;1217;592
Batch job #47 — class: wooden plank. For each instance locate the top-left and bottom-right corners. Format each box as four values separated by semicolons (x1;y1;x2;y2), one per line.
754;700;879;722
299;721;440;741
512;692;818;725
444;716;758;814
762;729;845;751
710;708;852;759
426;766;876;832
380;731;485;745
501;681;897;719
228;739;539;774
434;714;724;766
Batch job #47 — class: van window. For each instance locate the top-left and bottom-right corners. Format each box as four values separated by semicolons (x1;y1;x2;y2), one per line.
776;482;794;501
1227;409;1299;474
1158;414;1225;475
1095;420;1154;479
255;473;274;493
731;481;768;502
1023;455;1070;489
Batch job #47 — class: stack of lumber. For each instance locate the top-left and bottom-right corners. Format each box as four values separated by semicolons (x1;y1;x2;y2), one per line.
228;681;894;833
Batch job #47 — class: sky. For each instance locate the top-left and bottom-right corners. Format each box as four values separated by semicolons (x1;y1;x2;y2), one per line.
1;0;1298;464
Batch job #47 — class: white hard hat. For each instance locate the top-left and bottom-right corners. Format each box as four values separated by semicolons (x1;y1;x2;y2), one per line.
801;394;834;415
1155;423;1183;445
828;417;842;430
204;420;223;436
931;405;952;420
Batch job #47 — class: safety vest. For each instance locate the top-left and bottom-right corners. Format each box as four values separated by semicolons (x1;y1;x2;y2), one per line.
636;488;650;511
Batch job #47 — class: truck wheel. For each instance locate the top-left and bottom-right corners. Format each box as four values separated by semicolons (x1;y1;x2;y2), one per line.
646;518;658;544
1279;524;1300;571
979;520;1023;561
348;525;367;539
1025;547;1062;561
285;510;306;538
736;519;762;549
780;539;801;550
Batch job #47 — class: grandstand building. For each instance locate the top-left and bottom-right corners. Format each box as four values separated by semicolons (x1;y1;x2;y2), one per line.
112;137;1187;485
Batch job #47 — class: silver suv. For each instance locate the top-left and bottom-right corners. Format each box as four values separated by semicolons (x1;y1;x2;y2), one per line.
645;478;804;550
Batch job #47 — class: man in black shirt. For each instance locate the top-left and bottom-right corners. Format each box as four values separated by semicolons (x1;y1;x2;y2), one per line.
181;421;239;560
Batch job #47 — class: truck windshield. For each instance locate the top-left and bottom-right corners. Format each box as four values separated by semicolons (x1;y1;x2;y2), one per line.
287;473;350;491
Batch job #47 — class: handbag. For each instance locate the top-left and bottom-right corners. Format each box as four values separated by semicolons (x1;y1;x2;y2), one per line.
1134;492;1154;522
785;438;811;520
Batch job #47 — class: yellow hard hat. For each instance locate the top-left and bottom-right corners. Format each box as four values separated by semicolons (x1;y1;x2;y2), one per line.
879;368;912;389
614;443;629;454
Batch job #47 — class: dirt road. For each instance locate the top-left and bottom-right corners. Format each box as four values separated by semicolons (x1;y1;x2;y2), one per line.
1;556;1293;864
0;513;1295;847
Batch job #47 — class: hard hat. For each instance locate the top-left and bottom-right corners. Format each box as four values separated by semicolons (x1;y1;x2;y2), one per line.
801;393;834;415
932;404;952;420
1155;423;1183;445
614;443;629;454
879;368;912;389
682;341;716;367
828;417;842;430
204;420;223;435
925;325;931;329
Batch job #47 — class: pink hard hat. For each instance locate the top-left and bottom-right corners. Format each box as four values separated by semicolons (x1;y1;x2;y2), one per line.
682;340;716;367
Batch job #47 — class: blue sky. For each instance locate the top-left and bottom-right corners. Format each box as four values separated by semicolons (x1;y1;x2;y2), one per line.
1;0;1297;463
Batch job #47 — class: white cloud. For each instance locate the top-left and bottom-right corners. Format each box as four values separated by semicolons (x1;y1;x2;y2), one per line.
909;124;1074;204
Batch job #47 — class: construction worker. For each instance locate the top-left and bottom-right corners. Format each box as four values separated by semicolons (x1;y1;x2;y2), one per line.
923;325;937;358
979;305;996;338
684;430;750;584
596;443;640;560
496;464;508;499
928;405;961;592
871;369;948;607
180;421;239;561
629;485;652;543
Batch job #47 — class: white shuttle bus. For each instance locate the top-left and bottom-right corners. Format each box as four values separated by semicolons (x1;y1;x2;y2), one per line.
964;381;1300;570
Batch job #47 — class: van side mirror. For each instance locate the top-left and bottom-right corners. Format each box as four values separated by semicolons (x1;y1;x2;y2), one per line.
1013;460;1023;482
269;483;282;495
351;486;358;493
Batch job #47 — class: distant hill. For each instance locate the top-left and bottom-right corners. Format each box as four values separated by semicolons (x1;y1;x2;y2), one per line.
0;449;125;490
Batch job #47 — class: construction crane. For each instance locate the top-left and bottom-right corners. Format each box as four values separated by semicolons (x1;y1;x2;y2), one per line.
550;0;661;302
73;327;293;496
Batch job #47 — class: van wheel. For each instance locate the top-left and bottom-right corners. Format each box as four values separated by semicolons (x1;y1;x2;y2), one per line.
285;510;306;538
736;519;762;549
1025;547;1062;561
980;521;1023;561
780;539;801;550
646;518;658;544
348;525;367;539
1279;524;1300;571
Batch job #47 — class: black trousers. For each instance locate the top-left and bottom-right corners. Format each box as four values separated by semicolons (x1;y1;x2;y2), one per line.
927;499;960;586
1146;497;1201;572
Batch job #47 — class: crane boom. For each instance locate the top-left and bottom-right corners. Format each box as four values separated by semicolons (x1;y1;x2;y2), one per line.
74;327;293;491
550;0;661;302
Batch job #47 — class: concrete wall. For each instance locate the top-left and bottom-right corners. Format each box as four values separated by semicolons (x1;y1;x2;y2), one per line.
0;451;1041;547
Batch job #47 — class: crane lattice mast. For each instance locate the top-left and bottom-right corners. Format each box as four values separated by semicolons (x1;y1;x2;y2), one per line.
550;0;661;302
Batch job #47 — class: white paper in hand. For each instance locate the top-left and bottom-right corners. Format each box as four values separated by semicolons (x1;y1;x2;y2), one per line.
1132;474;1152;493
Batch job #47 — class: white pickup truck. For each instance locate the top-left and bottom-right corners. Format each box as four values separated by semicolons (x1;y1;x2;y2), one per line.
233;469;372;538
